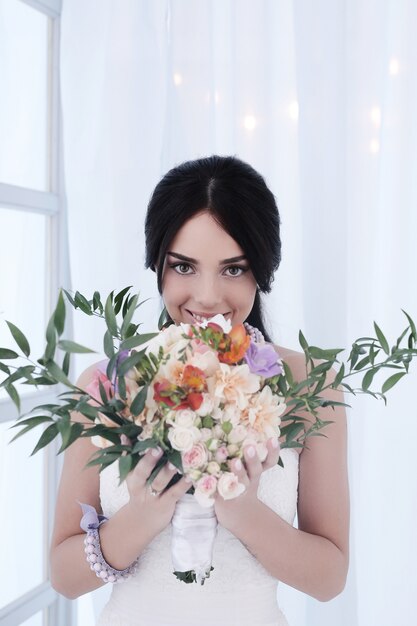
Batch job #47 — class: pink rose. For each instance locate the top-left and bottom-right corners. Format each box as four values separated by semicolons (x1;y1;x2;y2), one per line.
217;472;246;500
215;446;228;463
182;442;208;470
194;474;218;508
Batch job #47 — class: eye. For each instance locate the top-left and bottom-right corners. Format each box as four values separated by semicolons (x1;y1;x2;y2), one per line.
224;265;248;277
170;262;194;275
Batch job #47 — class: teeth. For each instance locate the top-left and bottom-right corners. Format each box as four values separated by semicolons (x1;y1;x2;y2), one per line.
192;313;209;323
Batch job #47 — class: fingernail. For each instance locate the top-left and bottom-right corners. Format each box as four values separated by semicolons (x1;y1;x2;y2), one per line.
246;446;255;458
271;438;280;449
234;459;243;471
168;462;176;470
151;447;162;457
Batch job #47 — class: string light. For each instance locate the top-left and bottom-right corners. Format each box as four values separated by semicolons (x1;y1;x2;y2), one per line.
389;58;399;76
243;115;257;131
370;106;381;128
288;101;299;121
173;73;183;86
370;139;380;154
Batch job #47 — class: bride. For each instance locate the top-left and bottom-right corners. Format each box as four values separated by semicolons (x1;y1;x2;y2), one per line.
49;155;349;625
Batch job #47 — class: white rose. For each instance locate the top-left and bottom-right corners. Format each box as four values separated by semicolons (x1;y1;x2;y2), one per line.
194;393;215;417
199;428;212;442
227;424;248;444
206;461;221;476
175;409;197;428
168;426;200;452
217;472;246;500
221;403;241;425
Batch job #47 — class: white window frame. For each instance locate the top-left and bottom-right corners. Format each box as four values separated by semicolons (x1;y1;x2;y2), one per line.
0;0;73;624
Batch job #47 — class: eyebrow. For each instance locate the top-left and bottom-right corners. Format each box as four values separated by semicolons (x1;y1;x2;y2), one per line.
167;251;247;265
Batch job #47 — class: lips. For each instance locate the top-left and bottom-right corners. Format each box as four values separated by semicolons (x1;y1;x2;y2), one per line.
186;310;230;323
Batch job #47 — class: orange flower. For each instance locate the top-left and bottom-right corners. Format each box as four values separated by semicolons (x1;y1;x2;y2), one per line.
182;364;207;392
219;324;251;364
187;392;204;410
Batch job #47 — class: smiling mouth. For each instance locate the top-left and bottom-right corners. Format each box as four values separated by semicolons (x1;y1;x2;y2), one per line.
186;310;231;323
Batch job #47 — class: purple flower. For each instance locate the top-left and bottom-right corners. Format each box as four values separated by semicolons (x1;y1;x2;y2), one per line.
244;341;283;378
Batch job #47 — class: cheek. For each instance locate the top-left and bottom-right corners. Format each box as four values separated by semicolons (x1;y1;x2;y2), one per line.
161;273;188;307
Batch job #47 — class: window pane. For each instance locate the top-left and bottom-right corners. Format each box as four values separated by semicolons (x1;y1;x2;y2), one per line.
21;609;44;625
0;420;45;609
0;207;48;400
0;0;50;190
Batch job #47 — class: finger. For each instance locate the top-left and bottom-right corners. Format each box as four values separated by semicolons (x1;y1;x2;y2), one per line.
164;474;193;500
132;446;163;487
243;445;263;481
150;460;181;492
227;457;250;487
262;438;281;470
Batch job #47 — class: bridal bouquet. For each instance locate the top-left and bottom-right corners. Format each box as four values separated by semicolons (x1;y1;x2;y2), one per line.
1;287;416;584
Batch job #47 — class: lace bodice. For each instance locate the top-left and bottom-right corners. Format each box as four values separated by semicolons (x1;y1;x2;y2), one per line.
96;448;299;626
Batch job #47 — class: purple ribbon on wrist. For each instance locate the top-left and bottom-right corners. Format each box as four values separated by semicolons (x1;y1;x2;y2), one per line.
78;501;109;531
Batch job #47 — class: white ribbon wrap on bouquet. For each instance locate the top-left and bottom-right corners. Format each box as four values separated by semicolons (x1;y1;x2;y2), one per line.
171;493;218;585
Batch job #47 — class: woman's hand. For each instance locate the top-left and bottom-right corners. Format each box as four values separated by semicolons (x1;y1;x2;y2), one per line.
213;438;281;531
125;446;192;534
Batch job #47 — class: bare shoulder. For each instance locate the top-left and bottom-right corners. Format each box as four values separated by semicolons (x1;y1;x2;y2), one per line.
273;344;350;565
50;360;106;551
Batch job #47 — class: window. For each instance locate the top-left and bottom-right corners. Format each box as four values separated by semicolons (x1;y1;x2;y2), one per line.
0;1;71;625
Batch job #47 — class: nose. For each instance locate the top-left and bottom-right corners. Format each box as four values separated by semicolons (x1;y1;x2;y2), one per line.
194;275;223;310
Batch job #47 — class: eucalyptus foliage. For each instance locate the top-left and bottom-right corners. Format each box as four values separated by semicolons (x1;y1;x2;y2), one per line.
1;287;416;483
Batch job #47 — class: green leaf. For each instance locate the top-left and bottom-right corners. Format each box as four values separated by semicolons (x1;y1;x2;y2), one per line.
63;289;76;308
130;385;148;416
54;291;66;336
158;307;169;330
298;330;309;355
0;362;10;374
103;330;115;358
5;383;20;411
47;361;76;388
308;346;344;360
58;340;96;354
362;368;377;391
120;333;158;351
9;415;54;430
0;348;19;359
93;291;103;314
121;294;139;338
117;350;146;377
374;322;390;355
333;362;345;388
62;352;70;376
30;423;59;455
74;291;93;315
381;372;407;394
118;455;133;482
8;416;54;443
44;314;57;361
6;321;30;356
282;361;294;386
401;309;417;341
114;286;133;315
58;421;84;453
105;293;118;337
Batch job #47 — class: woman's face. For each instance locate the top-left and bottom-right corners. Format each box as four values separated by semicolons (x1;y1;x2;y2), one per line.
161;211;257;326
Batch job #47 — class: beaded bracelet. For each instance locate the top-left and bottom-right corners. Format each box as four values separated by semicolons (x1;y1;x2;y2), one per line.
78;502;139;583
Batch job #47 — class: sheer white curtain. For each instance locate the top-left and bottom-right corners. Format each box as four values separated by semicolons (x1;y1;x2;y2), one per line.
60;1;417;624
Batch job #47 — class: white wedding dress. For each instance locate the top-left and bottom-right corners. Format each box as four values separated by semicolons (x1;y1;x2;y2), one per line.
96;447;299;626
